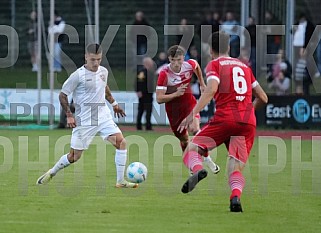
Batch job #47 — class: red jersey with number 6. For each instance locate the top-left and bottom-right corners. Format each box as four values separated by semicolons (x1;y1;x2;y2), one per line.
205;56;258;126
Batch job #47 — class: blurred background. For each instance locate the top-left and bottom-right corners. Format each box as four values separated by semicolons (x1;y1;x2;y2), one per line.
1;0;321;128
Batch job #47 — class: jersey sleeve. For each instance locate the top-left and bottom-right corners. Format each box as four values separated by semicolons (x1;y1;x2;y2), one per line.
156;71;168;91
205;61;220;84
187;59;198;70
250;72;259;88
61;72;79;95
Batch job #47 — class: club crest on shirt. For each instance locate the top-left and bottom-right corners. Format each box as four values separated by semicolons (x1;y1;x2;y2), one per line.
185;72;190;79
100;74;106;82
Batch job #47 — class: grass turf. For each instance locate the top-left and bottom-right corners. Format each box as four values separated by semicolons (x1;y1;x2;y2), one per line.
0;129;321;232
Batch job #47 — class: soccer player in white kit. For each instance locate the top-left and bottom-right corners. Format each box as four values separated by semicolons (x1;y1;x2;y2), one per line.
36;43;138;188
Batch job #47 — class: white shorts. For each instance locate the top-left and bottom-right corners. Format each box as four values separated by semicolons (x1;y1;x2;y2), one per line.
70;119;121;150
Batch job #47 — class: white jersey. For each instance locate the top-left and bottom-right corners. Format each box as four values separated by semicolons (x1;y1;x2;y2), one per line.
61;65;112;126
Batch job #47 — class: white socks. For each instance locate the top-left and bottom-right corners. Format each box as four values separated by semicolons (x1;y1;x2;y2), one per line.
49;150;128;183
115;149;127;183
50;154;71;176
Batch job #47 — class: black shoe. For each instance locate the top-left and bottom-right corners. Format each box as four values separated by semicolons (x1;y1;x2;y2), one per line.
181;169;208;194
230;196;243;212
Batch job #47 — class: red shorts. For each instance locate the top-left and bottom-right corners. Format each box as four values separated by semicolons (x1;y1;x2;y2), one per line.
191;120;255;163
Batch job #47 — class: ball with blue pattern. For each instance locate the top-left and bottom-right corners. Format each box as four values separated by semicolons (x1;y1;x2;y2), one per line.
126;162;148;183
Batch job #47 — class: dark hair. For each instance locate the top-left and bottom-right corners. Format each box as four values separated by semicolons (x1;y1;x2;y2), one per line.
86;43;102;54
167;45;185;57
208;31;229;54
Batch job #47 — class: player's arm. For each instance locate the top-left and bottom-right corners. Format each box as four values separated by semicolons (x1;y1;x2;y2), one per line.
59;73;78;128
105;85;126;118
156;83;188;104
192;61;206;92
252;84;268;110
59;92;72;117
59;92;76;128
105;84;116;104
177;79;218;133
192;79;218;115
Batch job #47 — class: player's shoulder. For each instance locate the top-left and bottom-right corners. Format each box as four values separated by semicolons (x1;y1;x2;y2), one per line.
68;67;82;79
218;57;249;68
205;59;218;72
99;65;108;73
158;64;170;75
184;59;198;68
97;66;109;78
156;63;168;75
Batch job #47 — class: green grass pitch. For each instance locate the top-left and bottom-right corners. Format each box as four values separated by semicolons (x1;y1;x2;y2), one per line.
0;128;321;233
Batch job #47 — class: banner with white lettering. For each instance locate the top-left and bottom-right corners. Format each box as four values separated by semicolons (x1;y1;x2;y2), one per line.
0;89;171;125
0;89;216;125
256;95;321;127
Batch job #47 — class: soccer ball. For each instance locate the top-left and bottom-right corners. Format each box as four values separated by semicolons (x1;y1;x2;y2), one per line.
126;162;148;183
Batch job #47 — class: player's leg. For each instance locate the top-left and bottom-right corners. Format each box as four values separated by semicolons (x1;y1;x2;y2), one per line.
36;126;91;185
106;132;127;183
227;157;246;212
170;118;189;152
181;143;209;193
188;115;219;174
177;132;189;152
36;148;85;184
181;122;227;193
226;123;255;212
105;130;138;188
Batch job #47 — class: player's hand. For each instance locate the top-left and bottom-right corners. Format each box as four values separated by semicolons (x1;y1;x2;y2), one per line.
177;112;194;133
175;83;189;97
66;116;76;128
113;105;126;118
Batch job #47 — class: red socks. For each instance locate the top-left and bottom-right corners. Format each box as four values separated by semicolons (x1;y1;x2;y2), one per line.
183;151;203;173
229;171;245;200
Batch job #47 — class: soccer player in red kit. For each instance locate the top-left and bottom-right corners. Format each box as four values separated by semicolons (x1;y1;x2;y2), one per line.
156;45;219;173
178;32;268;212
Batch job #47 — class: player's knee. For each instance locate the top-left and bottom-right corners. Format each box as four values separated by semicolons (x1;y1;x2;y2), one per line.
68;149;82;163
116;137;126;150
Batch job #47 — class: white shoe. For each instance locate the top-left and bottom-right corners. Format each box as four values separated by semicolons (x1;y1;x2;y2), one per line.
115;180;139;188
203;157;220;174
36;169;53;185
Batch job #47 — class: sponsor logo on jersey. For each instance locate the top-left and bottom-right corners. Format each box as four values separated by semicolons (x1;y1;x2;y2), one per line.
236;96;245;101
